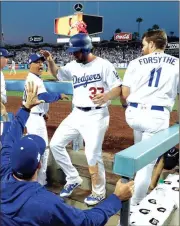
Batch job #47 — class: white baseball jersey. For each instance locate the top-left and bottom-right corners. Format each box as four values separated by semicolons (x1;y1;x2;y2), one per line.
123;52;179;111
57;57;122;107
23;72;49;114
1;71;7;104
11;60;15;69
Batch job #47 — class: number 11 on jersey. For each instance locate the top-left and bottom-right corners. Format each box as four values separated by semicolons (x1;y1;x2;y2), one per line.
148;67;162;87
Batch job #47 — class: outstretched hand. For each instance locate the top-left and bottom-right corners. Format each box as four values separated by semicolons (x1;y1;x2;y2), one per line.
1;102;8;121
23;82;45;109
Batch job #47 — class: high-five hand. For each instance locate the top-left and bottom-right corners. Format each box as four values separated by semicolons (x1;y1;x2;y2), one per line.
23;82;45;109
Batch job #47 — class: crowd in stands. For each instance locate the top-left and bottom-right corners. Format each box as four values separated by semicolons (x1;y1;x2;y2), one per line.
9;46;142;65
8;45;178;66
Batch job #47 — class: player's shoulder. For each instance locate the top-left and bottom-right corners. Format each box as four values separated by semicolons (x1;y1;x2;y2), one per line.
26;72;42;81
164;53;179;63
62;60;76;68
132;54;146;63
97;57;114;68
163;52;178;59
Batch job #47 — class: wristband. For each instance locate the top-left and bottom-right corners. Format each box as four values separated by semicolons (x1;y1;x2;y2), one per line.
21;105;31;112
122;104;128;109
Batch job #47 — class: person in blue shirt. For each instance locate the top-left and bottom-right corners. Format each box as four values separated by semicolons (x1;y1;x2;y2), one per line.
1;82;134;226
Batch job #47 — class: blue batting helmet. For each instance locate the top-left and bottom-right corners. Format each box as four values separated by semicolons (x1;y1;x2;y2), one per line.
67;33;93;54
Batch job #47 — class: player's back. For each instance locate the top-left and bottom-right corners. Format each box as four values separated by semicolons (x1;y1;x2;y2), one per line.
125;52;179;111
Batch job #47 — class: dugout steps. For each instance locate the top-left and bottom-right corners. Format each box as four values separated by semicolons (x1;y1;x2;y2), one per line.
47;148;179;226
47;148;119;195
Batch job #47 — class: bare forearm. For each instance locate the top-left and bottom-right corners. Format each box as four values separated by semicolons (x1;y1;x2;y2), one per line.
47;59;59;79
120;94;127;106
107;86;121;100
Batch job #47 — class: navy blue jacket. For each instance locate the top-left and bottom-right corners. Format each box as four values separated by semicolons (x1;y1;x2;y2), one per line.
1;108;122;226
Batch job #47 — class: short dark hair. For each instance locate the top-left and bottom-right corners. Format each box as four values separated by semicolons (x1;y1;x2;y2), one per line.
142;30;167;49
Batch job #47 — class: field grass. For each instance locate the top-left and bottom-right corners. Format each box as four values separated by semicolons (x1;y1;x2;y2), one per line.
5;69;178;110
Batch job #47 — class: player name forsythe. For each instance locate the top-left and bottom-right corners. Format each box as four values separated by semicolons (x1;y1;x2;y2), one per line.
73;74;102;88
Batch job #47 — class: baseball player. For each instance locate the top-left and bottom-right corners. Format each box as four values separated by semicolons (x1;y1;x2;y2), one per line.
9;59;16;75
40;33;122;206
120;29;179;206
23;53;68;185
0;48;14;104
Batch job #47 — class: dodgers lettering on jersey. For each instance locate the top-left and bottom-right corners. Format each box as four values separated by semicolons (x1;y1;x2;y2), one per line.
23;72;49;114
123;52;179;111
73;73;102;88
57;57;122;107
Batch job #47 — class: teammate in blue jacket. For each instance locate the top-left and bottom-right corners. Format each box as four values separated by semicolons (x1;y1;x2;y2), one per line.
1;82;134;226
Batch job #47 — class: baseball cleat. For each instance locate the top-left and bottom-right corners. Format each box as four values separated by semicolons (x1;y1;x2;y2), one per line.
84;193;106;206
60;179;83;198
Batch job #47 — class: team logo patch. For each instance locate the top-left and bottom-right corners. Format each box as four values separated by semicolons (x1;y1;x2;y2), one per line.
113;71;120;79
37;153;41;162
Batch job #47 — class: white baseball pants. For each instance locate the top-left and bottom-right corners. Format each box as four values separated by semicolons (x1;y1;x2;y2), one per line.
125;104;170;205
50;107;109;195
26;113;49;186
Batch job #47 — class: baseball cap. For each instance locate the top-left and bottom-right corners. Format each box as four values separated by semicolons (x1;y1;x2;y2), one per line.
0;48;14;58
66;33;93;53
28;53;45;64
11;134;46;179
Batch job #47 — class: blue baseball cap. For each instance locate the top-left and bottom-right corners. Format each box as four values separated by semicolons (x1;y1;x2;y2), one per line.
66;33;93;53
0;48;14;58
28;53;45;64
11;134;46;179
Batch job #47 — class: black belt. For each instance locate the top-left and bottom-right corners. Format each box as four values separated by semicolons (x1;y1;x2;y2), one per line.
76;106;102;112
129;103;164;111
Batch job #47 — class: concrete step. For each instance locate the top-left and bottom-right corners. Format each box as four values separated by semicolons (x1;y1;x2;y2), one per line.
69;149;115;173
46;184;120;226
47;153;120;194
47;148;119;193
47;166;119;196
